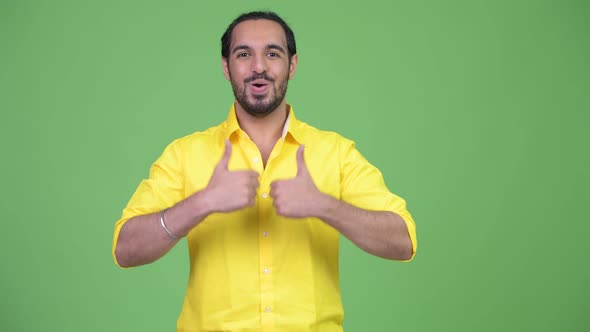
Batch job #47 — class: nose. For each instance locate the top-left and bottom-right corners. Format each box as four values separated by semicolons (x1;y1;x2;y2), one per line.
251;54;267;74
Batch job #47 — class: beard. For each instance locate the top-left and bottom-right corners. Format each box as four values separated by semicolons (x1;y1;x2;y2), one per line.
229;70;289;117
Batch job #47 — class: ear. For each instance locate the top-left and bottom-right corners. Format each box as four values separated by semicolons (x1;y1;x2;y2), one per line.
288;54;299;80
222;57;230;81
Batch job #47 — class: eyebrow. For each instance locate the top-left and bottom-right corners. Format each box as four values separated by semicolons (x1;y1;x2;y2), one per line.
231;43;287;55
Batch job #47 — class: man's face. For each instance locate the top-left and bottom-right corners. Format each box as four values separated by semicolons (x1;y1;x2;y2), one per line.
223;19;298;117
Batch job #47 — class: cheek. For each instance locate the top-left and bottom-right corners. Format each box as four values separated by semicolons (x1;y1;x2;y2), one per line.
228;64;247;80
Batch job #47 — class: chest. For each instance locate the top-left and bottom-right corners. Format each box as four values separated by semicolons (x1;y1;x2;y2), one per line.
183;141;341;200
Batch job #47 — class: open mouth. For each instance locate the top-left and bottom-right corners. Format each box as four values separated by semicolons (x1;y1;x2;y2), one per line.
250;81;270;94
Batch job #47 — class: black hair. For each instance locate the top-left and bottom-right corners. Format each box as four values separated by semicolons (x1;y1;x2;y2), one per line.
221;11;297;61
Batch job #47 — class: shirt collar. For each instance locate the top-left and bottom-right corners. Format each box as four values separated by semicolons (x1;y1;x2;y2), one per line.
223;103;304;144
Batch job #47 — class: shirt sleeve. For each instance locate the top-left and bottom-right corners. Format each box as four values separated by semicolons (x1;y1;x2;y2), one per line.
339;140;417;261
111;140;186;267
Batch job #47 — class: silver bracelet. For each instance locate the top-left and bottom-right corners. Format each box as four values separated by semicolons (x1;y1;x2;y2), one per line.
160;208;180;240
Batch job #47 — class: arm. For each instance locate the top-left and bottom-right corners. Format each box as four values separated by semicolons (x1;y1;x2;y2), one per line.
114;190;210;268
270;144;416;261
114;140;259;268
315;195;413;260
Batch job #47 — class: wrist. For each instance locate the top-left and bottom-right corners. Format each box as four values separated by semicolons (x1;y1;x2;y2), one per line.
313;192;338;220
189;188;215;219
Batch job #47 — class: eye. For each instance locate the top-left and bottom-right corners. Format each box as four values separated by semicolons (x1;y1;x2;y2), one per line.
267;52;279;58
237;52;250;58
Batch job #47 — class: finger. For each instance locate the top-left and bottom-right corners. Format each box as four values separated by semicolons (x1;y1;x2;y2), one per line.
275;203;285;216
296;144;309;177
233;171;259;189
236;170;260;180
217;139;232;170
247;197;256;207
251;177;260;189
252;187;261;206
253;172;261;188
269;181;278;197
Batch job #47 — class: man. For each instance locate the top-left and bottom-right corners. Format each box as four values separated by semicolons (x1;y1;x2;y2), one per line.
112;11;417;332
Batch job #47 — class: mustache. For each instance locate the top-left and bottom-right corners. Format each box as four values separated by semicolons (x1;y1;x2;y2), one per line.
244;73;275;84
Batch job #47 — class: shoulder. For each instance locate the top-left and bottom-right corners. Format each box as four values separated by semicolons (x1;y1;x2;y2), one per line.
165;122;225;154
293;119;363;175
296;119;355;150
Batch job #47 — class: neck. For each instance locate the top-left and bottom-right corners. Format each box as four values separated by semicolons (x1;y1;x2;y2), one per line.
234;101;289;147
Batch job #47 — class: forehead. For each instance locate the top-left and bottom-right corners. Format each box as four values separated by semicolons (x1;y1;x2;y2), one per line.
231;19;287;50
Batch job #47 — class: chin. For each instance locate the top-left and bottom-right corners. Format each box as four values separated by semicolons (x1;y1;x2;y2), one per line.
250;111;273;118
251;104;276;115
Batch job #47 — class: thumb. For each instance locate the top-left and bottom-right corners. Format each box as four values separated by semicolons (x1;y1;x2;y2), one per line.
217;139;232;170
296;144;309;177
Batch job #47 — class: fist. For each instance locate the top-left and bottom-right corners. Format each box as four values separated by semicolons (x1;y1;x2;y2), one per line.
204;139;260;213
270;145;325;218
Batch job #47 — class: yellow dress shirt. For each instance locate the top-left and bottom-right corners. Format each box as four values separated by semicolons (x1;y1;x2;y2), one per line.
112;104;417;332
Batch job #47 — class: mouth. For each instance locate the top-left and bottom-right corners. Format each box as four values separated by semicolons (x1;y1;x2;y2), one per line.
249;80;270;94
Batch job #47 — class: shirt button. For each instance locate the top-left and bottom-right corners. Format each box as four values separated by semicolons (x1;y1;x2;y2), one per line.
263;231;269;237
264;268;270;274
265;307;271;313
253;157;259;163
262;193;268;199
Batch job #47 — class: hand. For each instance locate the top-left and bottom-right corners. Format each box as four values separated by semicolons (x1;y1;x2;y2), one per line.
270;145;326;218
203;139;260;213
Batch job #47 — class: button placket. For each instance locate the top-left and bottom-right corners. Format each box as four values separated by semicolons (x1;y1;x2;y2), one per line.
258;172;273;327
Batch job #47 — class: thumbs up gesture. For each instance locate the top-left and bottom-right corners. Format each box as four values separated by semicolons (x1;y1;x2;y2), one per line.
204;139;260;213
270;145;325;218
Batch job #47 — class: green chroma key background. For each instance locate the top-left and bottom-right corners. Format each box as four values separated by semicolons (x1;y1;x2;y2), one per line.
1;0;588;331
